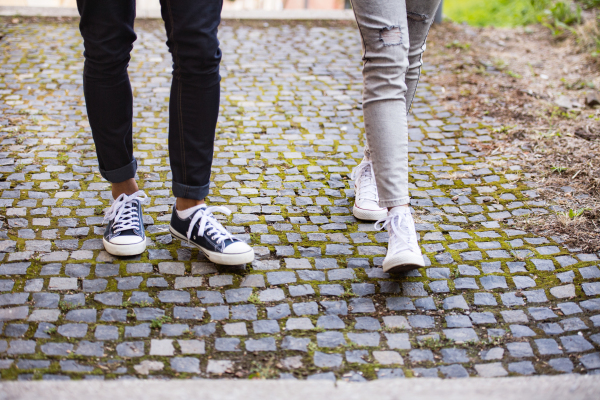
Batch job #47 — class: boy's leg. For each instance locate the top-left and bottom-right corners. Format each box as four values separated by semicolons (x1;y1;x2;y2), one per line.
77;0;147;256
159;0;223;209
405;0;442;112
77;0;139;196
160;0;254;265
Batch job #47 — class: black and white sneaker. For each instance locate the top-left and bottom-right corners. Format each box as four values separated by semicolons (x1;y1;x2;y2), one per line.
169;204;254;265
103;191;147;256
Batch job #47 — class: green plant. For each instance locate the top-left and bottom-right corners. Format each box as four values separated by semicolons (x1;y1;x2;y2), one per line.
417;337;444;350
560;208;589;219
58;300;78;311
445;40;471;50
150;315;172;329
546;1;582;26
551;165;568;173
579;0;600;9
247;292;261;304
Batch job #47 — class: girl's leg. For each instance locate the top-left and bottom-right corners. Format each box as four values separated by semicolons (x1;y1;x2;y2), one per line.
405;0;442;112
350;0;426;273
350;0;410;209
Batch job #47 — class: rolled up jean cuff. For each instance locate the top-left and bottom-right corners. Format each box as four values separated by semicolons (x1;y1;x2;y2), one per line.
172;180;210;201
379;196;410;208
100;158;137;183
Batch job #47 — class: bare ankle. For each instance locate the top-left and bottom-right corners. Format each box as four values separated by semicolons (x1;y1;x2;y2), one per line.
112;178;139;200
387;204;409;211
176;198;205;211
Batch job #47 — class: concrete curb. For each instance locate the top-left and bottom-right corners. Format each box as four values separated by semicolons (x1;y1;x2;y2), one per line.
0;7;355;20
0;375;599;400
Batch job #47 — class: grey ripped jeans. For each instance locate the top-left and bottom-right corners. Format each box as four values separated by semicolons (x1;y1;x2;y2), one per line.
351;0;441;208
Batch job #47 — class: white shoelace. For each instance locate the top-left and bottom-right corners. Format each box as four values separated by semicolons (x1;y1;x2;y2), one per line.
185;205;235;249
104;191;147;234
375;212;417;255
350;160;378;203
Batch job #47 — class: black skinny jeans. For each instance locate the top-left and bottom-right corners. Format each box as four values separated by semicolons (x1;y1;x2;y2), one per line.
77;0;223;200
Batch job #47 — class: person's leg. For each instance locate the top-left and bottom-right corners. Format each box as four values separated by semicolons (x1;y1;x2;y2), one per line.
351;0;425;273
350;0;410;209
76;0;138;198
405;0;442;112
161;0;253;265
77;0;147;257
159;0;222;210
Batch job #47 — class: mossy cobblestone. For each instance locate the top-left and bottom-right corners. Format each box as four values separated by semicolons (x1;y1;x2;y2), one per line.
0;21;598;381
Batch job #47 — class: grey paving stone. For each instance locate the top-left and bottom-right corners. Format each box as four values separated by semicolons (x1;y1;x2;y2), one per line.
267;304;291;320
116;341;145;357
510;325;537;337
100;309;127;322
580;353;600;370
549;357;574;373
95;325;119;340
281;336;310;352
474;293;497;306
409;349;434;363
535;338;562;355
480;347;504;360
266;271;296;285
445;315;472;328
443;295;469;310
231;304;257;320
258;288;285;302
95;292;123;306
225;288;253;303
441;348;469;363
474;362;508;377
58;323;88;338
507;342;534;358
215;338;241;352
443;328;479;342
158;290;190;303
193;323;217;337
313;351;343;368
508;361;536;375
125;324;151;338
317;331;346;348
320;300;348;315
253;320;280;334
171;357;200;373
560;335;594;353
440;364;469;378
318;284;343;296
246;337;277;351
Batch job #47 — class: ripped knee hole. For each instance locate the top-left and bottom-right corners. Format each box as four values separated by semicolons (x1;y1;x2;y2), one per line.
380;26;402;46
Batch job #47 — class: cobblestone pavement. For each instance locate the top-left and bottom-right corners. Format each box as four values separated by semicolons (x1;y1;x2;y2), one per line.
0;21;599;382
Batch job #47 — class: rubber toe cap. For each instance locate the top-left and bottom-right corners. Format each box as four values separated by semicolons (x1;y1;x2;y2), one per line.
223;241;253;254
109;235;145;245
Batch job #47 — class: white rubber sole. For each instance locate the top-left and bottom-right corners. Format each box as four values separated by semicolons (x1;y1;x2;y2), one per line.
170;227;254;265
102;237;146;257
382;250;425;274
352;204;387;221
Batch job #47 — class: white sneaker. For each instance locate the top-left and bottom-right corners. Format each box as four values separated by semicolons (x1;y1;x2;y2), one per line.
350;159;387;221
376;208;425;273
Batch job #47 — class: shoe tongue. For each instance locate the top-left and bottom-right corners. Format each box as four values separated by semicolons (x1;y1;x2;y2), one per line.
362;198;380;208
389;206;410;216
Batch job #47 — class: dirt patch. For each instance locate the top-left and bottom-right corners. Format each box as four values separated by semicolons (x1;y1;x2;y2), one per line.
426;22;600;252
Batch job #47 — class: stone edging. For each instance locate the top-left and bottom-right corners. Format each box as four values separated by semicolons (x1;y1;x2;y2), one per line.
0;375;599;400
0;7;355;20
